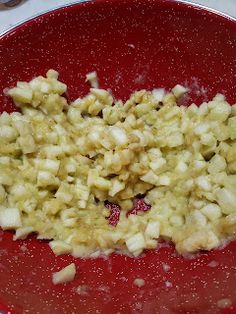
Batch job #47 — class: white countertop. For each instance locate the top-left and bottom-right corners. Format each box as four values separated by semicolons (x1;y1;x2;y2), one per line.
0;0;236;35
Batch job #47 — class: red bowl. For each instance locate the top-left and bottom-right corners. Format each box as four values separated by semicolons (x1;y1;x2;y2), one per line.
1;1;236;313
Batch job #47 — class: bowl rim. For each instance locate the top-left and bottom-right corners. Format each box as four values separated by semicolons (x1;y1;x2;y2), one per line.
0;0;236;40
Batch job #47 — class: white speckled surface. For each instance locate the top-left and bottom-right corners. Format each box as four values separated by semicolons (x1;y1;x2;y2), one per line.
0;0;236;34
0;1;236;313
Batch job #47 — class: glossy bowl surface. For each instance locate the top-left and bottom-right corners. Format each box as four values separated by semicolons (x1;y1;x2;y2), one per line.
0;1;236;313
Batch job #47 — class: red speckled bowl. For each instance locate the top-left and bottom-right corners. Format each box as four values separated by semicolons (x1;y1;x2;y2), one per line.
0;1;236;313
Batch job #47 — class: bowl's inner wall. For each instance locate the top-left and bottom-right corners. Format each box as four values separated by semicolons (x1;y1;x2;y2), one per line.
0;0;236;111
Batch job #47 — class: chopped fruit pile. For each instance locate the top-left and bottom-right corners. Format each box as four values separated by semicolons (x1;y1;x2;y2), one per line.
0;70;236;257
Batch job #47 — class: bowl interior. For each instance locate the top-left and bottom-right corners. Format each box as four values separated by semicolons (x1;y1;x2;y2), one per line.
0;0;236;313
